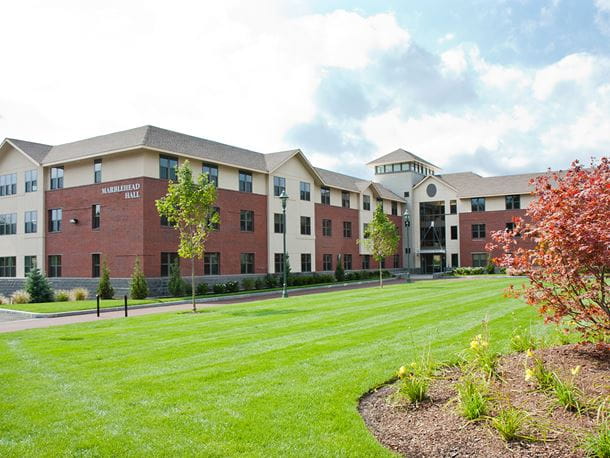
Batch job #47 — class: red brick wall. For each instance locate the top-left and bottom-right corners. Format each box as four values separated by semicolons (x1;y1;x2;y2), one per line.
46;178;268;278
458;209;533;266
314;203;360;271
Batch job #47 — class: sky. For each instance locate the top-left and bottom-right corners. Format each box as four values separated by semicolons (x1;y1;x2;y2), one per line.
1;0;609;179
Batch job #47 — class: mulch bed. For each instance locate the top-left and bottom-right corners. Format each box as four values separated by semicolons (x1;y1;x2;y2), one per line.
359;344;609;457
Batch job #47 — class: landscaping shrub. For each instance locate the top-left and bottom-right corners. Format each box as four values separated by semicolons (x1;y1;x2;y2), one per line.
225;281;239;293
183;281;192;296
213;283;226;294
453;267;486;275
510;327;539;353
584;422;610;458
397;355;434;404
97;260;115;299
335;256;345;282
456;375;489;420
486;262;495;274
242;278;255;291
129;257;149;299
25;268;54;303
468;333;498;377
0;295;8;305
196;282;209;295
11;290;31;304
264;274;277;289
254;278;265;290
70;288;89;301
54;290;71;302
491;407;529;441
167;259;185;297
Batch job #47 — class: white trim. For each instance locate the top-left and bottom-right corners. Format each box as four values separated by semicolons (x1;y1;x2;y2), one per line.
412;174;458;193
1;139;42;166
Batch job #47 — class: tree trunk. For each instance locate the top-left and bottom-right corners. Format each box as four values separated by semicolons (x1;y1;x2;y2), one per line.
379;263;383;288
191;257;196;313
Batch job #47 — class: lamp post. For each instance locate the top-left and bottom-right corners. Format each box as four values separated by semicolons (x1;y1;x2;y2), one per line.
403;206;411;283
279;190;289;298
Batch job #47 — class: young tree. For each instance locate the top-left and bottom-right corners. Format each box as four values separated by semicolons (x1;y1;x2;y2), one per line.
359;203;400;288
25;268;54;303
97;259;114;299
156;160;219;312
129;256;149;299
487;158;610;340
335;254;345;282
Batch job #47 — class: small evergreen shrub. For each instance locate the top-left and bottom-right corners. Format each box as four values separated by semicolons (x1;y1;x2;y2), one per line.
486;262;495;274
11;290;31;304
225;281;239;293
97;260;115;299
25;268;54;303
196;282;209;295
54;290;71;302
264;274;277;289
254;278;265;290
70;288;89;301
242;278;255;290
453;267;486;275
335;256;345;282
129;257;149;299
213;283;226;294
167;259;184;297
183;281;192;296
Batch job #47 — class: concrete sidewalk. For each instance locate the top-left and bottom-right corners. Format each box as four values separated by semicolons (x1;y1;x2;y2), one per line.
0;277;415;334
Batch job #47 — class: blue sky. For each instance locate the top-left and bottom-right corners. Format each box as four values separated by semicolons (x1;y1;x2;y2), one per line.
1;0;609;179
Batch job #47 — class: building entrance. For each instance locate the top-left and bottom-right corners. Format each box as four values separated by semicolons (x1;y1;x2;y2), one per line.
421;253;446;274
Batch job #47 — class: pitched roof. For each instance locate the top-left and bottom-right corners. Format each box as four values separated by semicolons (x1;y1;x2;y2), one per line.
314;167;367;192
438;170;555;198
367;148;439;169
5;138;52;164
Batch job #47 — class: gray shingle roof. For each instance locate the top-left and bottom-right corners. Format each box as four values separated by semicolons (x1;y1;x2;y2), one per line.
6;138;52;164
314;167;405;202
438;170;555;197
265;149;300;171
367;148;439;169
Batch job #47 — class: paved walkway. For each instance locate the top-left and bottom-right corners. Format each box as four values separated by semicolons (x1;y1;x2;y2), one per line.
0;277;415;334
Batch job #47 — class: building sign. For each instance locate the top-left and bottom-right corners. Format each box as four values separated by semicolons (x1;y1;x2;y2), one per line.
101;183;141;199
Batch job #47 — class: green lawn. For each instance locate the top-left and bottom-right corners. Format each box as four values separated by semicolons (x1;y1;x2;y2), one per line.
0;297;178;314
0;278;552;457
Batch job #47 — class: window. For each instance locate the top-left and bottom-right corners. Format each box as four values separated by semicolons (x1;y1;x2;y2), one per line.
391;201;398;216
472;223;486;239
300;216;311;235
380;258;386;269
0;173;17;196
91;253;101;278
50;167;64;189
450;225;458;240
471;197;485;212
0;257;16;277
204;253;220;275
384;164;392;173
160;156;178;180
203;163;219;187
341;191;350;208
240;210;254;232
301;253;312;272
322;219;332;236
403;191;410;198
25;211;37;234
273;176;286;196
0;213;17;235
211;207;220;231
300;182;310;201
375;166;383;174
25;170;37;192
94;159;102;183
505;195;520;210
239;171;252;192
393;254;400;268
48;255;62;277
363;223;370;238
274;253;285;273
451;253;459;268
48;209;62;232
274;213;285;233
92;204;101;229
450;200;457;214
363;195;371;210
362;255;370;270
240;253;254;274
321;186;330;205
343;254;352;270
343;221;352;238
160;215;173;227
24;256;37;275
160;252;178;277
472;253;489;268
322;254;332;271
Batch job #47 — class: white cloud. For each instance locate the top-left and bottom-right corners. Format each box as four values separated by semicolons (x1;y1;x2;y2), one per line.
440;47;468;75
532;53;599;100
437;33;455;44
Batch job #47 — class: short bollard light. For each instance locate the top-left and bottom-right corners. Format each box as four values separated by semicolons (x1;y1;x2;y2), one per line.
124;295;128;317
96;294;100;317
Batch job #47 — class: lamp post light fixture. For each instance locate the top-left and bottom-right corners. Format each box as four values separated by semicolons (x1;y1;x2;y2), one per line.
279;189;289;298
403;206;411;283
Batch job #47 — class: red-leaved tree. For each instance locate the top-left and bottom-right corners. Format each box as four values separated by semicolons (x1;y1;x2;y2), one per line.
487;158;610;340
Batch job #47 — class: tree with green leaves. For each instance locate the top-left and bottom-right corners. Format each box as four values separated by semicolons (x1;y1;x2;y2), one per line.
156;160;219;312
359;203;400;288
97;259;114;299
129;256;149;299
25;268;54;303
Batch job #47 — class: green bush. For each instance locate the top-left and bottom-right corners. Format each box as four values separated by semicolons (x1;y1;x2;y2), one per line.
225;281;239;293
54;290;71;302
491;407;529;441
335;256;345;282
183;281;192;296
196;282;209;295
453;267;486;275
97;260;115;299
213;283;226;294
264;274;277;289
486;262;495;274
242;278;255;290
456;375;489;420
25;268;54;303
254;278;265;290
167;259;185;297
129;257;149;299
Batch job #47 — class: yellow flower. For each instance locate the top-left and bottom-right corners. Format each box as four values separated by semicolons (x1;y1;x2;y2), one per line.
570;365;581;376
526;349;534;358
470;340;480;350
525;368;534;381
398;366;407;378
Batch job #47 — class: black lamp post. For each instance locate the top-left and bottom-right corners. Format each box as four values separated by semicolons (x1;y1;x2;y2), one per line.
279;190;289;298
403;206;411;282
